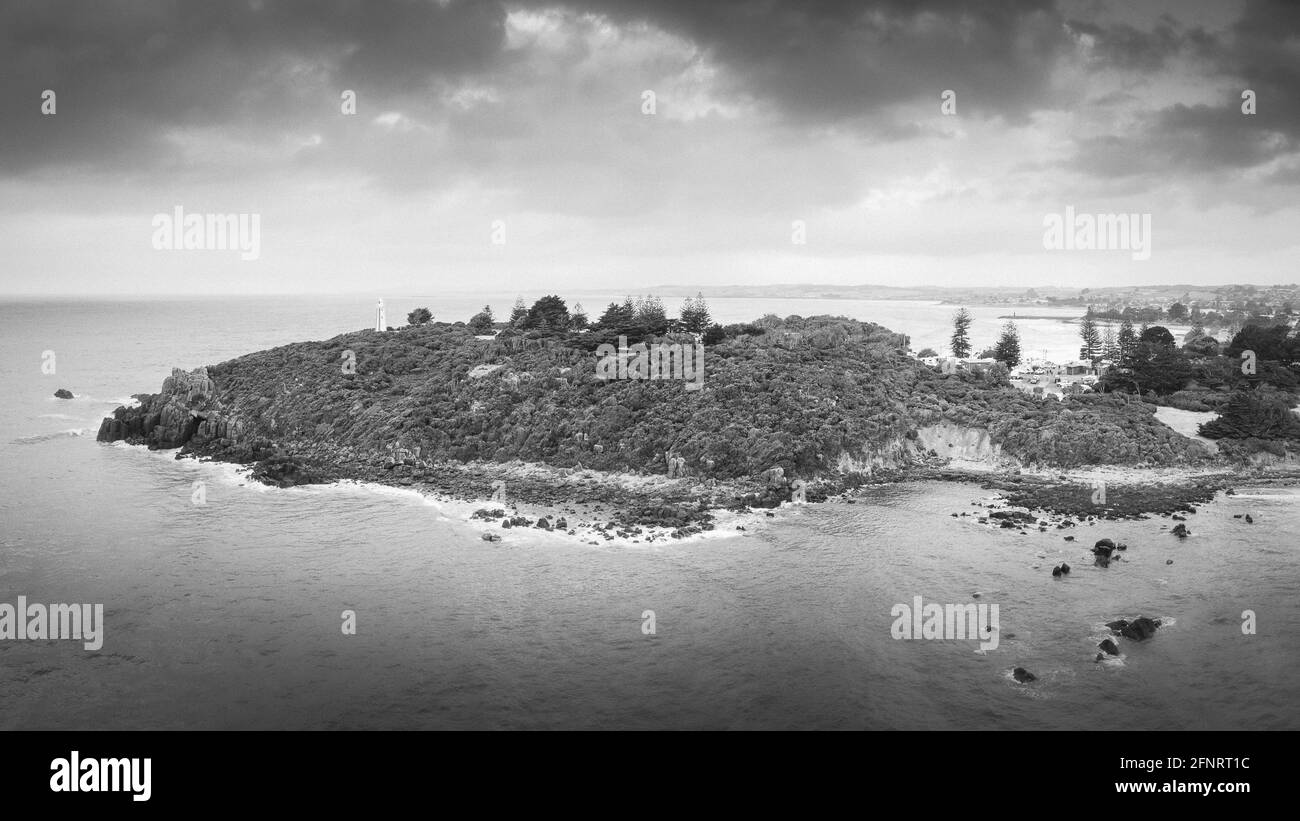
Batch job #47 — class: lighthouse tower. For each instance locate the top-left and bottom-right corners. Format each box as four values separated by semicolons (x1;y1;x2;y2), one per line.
375;298;386;332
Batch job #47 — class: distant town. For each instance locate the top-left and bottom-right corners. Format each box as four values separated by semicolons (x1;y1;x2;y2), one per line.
640;282;1300;333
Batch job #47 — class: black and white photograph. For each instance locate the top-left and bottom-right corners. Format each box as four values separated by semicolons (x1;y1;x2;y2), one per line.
0;0;1295;798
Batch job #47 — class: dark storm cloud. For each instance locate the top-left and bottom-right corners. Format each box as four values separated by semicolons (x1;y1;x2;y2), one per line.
1070;102;1295;179
0;0;509;175
3;0;1297;188
545;0;1073;125
1063;0;1300;183
0;0;1083;180
1062;16;1190;71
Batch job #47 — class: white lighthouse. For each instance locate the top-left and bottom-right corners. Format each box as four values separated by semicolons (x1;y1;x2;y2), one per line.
375;298;386;332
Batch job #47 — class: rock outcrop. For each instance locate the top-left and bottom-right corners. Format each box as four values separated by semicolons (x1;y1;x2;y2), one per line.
1107;617;1162;641
96;367;237;450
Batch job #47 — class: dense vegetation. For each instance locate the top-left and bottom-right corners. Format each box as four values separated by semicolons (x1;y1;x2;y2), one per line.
180;306;1209;479
1085;318;1300;453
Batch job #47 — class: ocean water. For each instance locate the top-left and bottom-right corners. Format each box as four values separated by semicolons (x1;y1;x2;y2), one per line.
1;297;1296;730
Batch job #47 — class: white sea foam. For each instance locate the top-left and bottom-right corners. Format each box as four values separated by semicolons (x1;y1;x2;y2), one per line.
11;428;90;444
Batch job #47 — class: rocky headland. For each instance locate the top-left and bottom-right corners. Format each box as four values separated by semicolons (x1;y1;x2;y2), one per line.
96;315;1300;536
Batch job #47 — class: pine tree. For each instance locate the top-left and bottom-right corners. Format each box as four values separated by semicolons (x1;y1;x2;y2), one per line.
1117;318;1137;362
635;295;667;326
569;302;588;330
993;321;1021;368
1101;326;1119;361
509;297;528;326
596;300;634;331
680;292;712;333
1079;310;1101;362
950;308;973;359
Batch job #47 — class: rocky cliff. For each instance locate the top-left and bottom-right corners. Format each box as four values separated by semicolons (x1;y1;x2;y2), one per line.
98;367;243;449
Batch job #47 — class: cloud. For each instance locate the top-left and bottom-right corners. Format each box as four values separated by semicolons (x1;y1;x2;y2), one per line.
1;0;1299;296
1060;0;1300;183
0;0;509;176
545;0;1074;127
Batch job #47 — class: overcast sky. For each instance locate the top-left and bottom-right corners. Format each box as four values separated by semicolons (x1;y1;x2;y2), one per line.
1;0;1297;296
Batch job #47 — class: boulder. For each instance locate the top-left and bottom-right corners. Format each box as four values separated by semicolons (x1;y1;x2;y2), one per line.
1108;616;1162;641
1119;617;1161;641
249;455;329;488
54;388;73;399
481;532;502;542
1093;538;1116;556
1012;667;1037;683
1171;523;1189;538
1098;638;1120;656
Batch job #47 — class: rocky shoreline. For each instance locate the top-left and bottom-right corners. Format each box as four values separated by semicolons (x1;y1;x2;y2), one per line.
104;422;1300;544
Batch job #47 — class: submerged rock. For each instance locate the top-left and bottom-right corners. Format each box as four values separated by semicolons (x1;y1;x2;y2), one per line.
1012;667;1037;683
1098;638;1120;656
54;388;73;399
481;532;502;542
1171;523;1189;538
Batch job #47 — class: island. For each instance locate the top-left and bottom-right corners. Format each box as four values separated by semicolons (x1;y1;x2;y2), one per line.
96;301;1300;540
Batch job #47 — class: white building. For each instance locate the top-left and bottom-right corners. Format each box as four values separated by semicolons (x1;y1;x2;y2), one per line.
375;298;386;332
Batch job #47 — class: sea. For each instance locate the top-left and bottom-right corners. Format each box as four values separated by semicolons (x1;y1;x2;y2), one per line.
1;295;1296;730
